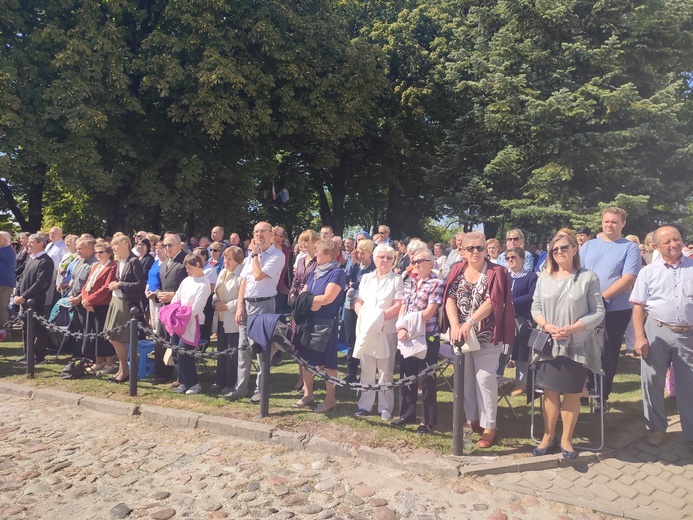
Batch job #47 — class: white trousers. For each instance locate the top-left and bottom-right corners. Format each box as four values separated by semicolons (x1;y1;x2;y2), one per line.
357;333;397;414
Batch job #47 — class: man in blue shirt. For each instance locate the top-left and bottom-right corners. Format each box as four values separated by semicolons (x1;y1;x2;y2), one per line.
580;207;641;410
631;225;693;446
0;231;16;339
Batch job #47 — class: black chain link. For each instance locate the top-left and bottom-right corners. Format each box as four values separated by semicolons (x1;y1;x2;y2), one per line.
21;315;451;392
284;348;451;391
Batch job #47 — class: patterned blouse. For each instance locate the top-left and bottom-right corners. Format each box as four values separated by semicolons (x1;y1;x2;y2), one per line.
402;274;445;336
448;270;495;345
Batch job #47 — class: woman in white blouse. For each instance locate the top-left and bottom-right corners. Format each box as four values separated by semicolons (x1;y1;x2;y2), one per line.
211;246;245;393
353;244;403;420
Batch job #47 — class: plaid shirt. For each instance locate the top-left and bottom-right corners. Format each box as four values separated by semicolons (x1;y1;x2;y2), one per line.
402;274;445;336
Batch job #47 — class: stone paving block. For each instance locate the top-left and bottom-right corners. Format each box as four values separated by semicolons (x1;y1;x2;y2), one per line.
0;382;33;398
618;464;637;476
619;474;635;486
33;388;83;406
673;487;686;499
636;451;658;463
590;483;619;502
540;490;623;518
669;474;693;493
593;462;621;480
550;476;574;491
632;480;655;496
666;463;686;475
575;477;592;488
592;474;609;485
633;470;648;480
637;442;662;457
659;450;680;464
633;493;654;508
602;458;625;470
606;479;637;500
79;396;138;416
619;452;645;466
658;469;673;480
647;475;676;494
640;463;662;477
651;490;686;511
139;404;201;429
197;415;273;442
520;474;553;491
556;469;580;482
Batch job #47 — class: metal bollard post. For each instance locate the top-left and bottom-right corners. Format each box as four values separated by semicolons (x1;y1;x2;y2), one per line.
128;307;140;397
259;346;272;418
25;299;36;379
452;348;465;456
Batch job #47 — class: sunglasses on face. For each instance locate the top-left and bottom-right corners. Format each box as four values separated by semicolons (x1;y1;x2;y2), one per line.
411;259;431;265
552;245;571;255
162;244;174;248
507;237;520;242
506;255;518;260
210;249;220;253
466;246;485;253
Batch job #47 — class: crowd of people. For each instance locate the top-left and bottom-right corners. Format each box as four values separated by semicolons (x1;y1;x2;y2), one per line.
1;210;692;455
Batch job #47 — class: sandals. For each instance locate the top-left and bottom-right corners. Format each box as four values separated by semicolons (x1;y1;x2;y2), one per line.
313;402;335;413
477;430;499;449
292;396;314;408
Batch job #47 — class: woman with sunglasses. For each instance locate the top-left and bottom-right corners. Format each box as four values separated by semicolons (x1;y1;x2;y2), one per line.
498;229;534;271
392;248;444;433
530;234;604;458
504;247;537;396
209;242;224;273
442;231;515;448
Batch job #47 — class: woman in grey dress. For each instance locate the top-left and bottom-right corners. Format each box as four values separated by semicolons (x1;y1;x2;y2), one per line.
530;234;605;458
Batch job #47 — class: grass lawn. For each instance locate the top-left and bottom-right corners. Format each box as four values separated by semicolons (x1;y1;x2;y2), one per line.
0;331;678;459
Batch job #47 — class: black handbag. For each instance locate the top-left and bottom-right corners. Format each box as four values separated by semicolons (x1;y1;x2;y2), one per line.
514;316;533;346
298;315;334;353
528;328;553;356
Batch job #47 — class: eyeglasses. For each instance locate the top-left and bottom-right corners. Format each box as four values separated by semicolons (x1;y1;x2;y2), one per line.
162;244;174;249
253;229;271;235
411;259;431;265
551;245;571;255
377;255;394;260
95;251;107;255
210;249;220;253
507;237;520;242
465;246;485;253
505;255;518;260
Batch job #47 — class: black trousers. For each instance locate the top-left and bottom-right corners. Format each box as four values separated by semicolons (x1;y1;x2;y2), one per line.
398;336;440;426
215;323;239;389
177;340;198;389
81;305;114;359
23;304;47;361
343;308;360;377
598;309;632;402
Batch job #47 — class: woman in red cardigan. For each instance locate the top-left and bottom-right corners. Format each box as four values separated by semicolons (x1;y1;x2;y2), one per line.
81;240;117;375
443;231;515;448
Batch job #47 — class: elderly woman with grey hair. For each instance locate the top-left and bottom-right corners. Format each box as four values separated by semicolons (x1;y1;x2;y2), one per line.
442;231;515;448
353;243;403;420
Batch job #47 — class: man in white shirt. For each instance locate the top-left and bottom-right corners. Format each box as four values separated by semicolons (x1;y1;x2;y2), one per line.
224;222;284;402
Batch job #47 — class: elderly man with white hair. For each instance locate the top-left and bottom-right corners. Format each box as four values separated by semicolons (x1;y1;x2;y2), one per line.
0;231;16;338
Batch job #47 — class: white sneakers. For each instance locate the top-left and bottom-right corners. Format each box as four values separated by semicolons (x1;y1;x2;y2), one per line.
185;384;201;395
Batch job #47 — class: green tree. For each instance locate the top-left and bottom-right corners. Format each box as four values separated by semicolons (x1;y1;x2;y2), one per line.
431;0;693;238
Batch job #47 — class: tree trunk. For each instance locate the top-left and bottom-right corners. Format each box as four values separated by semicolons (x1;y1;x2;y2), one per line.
26;165;47;232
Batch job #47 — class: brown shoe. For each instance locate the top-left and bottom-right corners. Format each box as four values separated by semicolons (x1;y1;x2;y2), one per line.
510;385;526;397
169;381;181;389
647;431;665;447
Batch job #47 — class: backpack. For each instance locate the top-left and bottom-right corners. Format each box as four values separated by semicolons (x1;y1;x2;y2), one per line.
61;357;94;379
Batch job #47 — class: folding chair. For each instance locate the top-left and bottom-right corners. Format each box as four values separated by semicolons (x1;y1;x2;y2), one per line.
195;339;212;376
529;364;605;451
497;375;519;419
437;342;455;391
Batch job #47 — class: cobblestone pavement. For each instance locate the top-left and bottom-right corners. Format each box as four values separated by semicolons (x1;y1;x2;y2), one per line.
488;422;692;520
0;396;615;520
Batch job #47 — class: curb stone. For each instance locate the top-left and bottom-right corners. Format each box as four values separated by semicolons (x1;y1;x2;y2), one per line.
139;404;201;429
269;429;308;451
305;436;357;459
79;396;138;416
0;381;33;398
197;415;273;442
32;388;84;406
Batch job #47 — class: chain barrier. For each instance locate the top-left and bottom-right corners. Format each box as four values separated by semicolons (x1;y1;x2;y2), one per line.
136;323;244;360
18;314;451;393
33;314;128;342
284;348;451;391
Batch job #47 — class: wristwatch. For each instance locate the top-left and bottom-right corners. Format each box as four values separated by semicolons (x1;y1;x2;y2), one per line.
465;317;475;325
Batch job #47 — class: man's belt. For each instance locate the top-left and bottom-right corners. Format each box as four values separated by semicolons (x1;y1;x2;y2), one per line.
652;318;693;333
245;296;274;304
